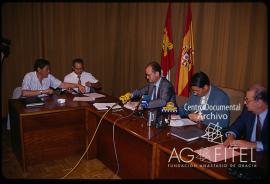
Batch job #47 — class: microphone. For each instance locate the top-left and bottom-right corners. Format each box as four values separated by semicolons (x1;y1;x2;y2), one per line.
119;92;132;105
133;95;150;116
140;95;151;109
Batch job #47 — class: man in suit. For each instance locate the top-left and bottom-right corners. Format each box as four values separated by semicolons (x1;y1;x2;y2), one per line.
178;71;230;128
224;84;268;152
119;61;176;109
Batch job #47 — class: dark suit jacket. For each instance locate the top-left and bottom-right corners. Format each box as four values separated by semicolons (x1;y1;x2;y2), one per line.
178;85;230;128
132;77;176;109
229;106;269;152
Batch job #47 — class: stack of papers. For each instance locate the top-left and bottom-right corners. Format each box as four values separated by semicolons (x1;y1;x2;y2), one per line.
84;93;105;99
73;93;106;102
123;101;139;111
73;97;94;101
169;118;197;127
93;103;122;110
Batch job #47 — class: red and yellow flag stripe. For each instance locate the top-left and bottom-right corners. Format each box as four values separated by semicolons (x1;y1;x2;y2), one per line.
175;3;194;97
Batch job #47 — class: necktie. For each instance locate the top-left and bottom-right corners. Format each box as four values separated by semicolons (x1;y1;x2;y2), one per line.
152;85;157;100
77;75;81;85
256;115;262;141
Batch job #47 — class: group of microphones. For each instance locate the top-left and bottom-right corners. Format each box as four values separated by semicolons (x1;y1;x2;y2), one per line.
119;93;178;129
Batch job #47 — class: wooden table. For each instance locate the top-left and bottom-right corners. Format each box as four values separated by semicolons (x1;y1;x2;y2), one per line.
8;93;95;171
8;93;267;179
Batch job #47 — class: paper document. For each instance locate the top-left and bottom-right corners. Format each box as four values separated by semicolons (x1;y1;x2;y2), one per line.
73;97;94;101
124;101;139;111
170;114;181;120
83;93;105;99
93;103;122;110
169;118;197;127
194;144;241;163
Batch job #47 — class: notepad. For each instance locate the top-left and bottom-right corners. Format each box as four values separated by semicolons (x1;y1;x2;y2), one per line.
83;93;105;99
73;96;94;101
20;96;45;107
169;126;206;142
123;101;139;111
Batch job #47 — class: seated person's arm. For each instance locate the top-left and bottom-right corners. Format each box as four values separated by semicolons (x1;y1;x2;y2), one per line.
59;82;86;93
178;98;193;118
85;81;102;89
132;84;149;99
22;89;53;97
224;131;256;149
21;73;54;97
147;85;174;109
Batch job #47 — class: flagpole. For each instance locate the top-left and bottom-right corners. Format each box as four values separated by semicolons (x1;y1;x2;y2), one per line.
166;70;171;81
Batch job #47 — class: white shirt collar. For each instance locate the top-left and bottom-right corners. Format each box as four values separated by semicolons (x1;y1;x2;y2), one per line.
154;77;162;88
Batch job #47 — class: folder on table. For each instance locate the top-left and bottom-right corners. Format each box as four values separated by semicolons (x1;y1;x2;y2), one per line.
169;126;205;142
20;96;45;107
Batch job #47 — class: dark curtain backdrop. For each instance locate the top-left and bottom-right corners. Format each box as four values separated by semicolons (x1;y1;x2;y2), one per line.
1;2;267;117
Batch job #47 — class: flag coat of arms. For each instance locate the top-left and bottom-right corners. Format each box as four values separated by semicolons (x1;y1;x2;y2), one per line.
161;3;174;78
175;3;194;97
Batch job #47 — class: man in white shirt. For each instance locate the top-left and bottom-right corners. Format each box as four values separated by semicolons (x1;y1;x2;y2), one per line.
64;58;101;93
22;58;86;97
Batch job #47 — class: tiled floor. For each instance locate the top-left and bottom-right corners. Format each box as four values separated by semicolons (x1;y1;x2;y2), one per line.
1;120;120;179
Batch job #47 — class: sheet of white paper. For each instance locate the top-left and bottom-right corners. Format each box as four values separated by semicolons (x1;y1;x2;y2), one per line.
169;118;197;127
170;114;181;120
194;144;241;163
93;103;122;110
83;93;105;99
124;101;139;111
73;97;94;101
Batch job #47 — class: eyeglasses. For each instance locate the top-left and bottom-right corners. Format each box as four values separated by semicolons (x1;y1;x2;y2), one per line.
244;97;256;104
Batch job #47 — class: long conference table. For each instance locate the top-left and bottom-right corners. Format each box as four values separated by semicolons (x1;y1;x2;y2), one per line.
8;93;267;179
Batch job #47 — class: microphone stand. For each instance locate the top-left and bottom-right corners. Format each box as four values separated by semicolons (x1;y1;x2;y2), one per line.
133;98;144;116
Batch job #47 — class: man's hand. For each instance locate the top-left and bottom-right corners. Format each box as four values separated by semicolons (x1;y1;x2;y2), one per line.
85;81;102;89
77;84;86;93
188;112;204;122
119;92;132;104
44;88;53;95
223;134;235;147
229;140;256;149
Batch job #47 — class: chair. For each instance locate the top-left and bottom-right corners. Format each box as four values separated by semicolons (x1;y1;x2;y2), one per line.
176;95;188;107
219;87;245;125
6;87;22;130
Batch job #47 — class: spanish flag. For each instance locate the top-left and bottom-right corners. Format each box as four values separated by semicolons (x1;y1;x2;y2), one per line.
161;3;174;78
175;3;194;97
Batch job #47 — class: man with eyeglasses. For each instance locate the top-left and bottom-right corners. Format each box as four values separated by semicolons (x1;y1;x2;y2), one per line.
178;71;230;128
224;84;268;152
64;58;101;93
